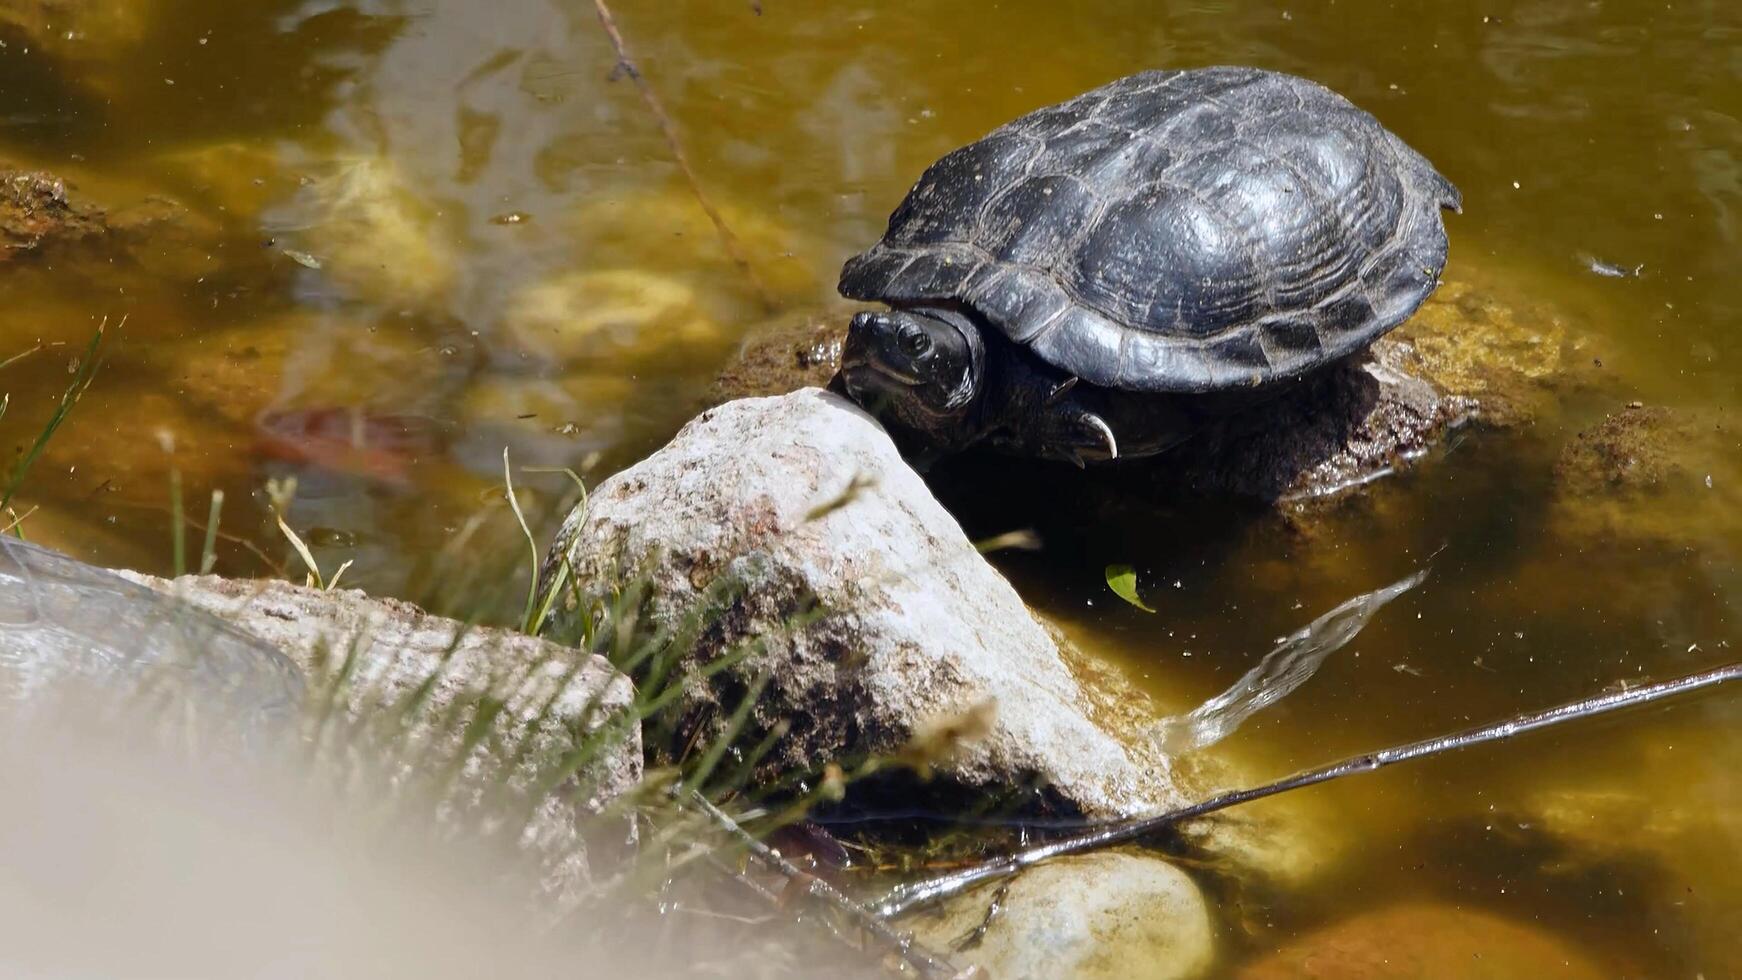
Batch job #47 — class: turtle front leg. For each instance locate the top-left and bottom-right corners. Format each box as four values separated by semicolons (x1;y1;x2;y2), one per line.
1040;403;1120;467
985;360;1122;466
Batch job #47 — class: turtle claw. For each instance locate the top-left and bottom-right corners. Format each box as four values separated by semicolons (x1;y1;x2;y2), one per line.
1085;413;1119;461
1048;411;1119;467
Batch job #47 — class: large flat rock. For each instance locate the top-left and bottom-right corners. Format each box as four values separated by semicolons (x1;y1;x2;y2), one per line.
121;572;642;904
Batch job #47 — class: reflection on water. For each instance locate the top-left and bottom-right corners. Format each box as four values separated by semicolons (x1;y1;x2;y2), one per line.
1155;568;1429;754
1;0;1739;973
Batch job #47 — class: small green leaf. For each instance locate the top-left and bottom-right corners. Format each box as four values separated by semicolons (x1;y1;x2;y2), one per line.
1104;563;1155;613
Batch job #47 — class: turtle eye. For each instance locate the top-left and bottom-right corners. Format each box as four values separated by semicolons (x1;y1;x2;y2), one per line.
898;329;932;357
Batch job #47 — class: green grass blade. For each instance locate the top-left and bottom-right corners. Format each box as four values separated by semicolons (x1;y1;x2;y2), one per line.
0;320;107;514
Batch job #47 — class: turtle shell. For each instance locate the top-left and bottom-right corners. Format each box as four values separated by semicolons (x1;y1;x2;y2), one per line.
839;67;1461;393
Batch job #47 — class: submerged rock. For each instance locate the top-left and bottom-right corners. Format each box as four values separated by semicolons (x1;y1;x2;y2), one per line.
278;157;459;309
0;0;149;41
46;312;450;507
120;573;642;902
908;852;1214;980
542;388;1177;818
149;312;452;413
1151;336;1474;502
457;370;637;463
569;187;828;315
154;141;304;224
1402;275;1586;427
1550;402;1740;547
1235;903;1608;979
1493;732;1742;978
707;303;852;405
0;162;276;293
0;169;108;260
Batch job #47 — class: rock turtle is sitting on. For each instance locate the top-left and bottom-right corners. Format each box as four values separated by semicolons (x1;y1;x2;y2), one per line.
837;66;1460;466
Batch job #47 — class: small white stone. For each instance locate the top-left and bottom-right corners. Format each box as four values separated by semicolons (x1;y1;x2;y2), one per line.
912;854;1214;980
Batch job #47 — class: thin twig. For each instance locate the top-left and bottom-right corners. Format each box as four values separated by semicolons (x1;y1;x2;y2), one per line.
874;660;1742;918
590;0;778;313
687;791;964;979
1;504;37;535
701;852;869;953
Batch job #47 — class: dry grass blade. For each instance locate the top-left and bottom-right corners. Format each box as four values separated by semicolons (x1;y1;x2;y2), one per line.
0;343;42;371
972;529;1042;555
198;490;225;574
1;504;37;537
275;512;326;590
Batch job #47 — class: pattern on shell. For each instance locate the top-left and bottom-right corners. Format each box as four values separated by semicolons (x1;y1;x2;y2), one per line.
839;67;1462;392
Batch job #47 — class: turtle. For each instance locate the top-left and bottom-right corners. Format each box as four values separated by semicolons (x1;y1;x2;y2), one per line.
836;66;1461;466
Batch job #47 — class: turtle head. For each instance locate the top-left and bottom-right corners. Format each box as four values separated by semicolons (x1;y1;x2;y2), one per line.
840;308;985;437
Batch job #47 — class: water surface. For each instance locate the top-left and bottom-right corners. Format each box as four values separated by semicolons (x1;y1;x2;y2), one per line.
2;0;1738;973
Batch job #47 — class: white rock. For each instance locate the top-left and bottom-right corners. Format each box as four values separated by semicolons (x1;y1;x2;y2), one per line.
543;388;1178;817
909;853;1214;980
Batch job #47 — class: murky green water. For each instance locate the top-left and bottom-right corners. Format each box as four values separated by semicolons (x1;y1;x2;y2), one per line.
3;0;1739;973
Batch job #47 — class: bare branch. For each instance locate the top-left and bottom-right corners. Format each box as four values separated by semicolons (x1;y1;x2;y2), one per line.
590;0;778;313
875;660;1742;917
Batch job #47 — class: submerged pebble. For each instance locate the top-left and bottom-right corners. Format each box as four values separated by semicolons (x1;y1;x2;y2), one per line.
568;187;827;312
1235;903;1608;978
498;268;726;370
909;853;1213;980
